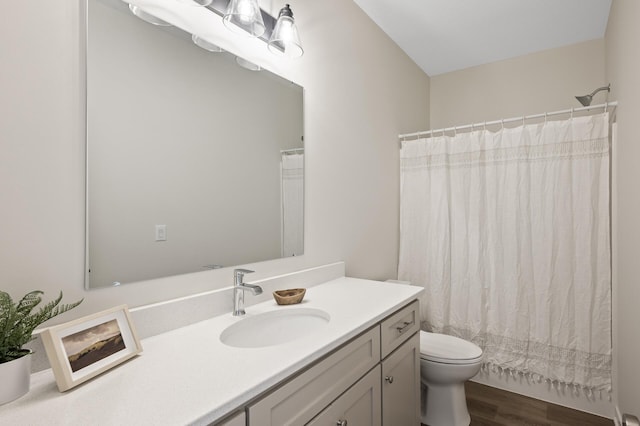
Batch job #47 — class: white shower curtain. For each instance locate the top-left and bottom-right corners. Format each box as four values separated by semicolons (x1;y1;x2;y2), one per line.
398;113;612;393
281;153;304;257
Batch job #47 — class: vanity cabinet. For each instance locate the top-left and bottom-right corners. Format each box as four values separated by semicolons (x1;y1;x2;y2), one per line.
244;300;420;426
0;277;424;426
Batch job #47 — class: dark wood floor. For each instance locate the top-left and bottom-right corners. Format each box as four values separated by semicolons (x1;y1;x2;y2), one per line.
463;381;613;426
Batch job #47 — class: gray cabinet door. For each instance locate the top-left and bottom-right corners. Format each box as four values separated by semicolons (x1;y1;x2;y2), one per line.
381;332;421;426
307;365;382;426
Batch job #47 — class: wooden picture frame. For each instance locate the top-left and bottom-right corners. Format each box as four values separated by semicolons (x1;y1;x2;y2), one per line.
40;305;143;392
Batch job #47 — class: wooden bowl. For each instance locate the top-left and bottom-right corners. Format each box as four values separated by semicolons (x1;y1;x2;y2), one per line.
273;288;306;305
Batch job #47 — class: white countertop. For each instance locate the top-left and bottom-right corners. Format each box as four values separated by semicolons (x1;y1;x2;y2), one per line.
0;277;422;425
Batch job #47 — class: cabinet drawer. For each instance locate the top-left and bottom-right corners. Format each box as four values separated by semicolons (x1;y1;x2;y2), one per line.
248;327;381;426
380;300;419;358
307;365;381;426
211;410;245;426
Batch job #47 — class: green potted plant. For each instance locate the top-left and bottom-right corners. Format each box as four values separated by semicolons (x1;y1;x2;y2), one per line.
0;290;82;405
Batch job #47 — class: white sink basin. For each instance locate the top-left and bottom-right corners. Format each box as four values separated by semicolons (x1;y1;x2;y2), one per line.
220;308;331;348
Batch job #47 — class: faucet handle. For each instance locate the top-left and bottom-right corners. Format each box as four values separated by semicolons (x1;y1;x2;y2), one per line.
233;269;254;283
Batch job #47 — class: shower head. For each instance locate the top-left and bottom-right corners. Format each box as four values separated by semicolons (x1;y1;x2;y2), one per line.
575;84;611;106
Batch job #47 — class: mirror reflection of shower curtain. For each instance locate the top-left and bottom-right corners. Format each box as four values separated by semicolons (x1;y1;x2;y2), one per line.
281;153;304;257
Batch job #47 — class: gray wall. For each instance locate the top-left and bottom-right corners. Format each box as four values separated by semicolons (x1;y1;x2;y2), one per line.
605;0;640;417
0;0;429;318
430;39;606;129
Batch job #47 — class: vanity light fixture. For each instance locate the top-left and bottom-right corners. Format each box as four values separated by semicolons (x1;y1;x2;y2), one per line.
128;4;172;26
192;34;224;52
176;0;213;6
268;4;303;58
235;56;262;71
223;0;266;37
128;0;304;66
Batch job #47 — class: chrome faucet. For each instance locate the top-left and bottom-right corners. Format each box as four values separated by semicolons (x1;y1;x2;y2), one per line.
233;269;262;316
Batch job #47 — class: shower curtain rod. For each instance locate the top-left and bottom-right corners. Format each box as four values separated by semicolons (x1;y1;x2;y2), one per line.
280;148;304;154
398;101;618;141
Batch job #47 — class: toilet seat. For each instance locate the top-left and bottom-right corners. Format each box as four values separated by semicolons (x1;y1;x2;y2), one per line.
420;331;483;365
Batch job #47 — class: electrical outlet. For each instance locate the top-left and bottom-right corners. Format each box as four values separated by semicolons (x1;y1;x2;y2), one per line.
155;225;167;241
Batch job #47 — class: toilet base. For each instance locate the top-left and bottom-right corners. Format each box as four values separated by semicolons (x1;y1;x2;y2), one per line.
421;381;470;426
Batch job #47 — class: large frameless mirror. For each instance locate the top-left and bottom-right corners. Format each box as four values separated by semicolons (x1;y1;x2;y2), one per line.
86;0;304;289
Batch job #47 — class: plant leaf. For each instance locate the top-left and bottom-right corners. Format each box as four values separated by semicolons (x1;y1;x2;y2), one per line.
0;290;82;364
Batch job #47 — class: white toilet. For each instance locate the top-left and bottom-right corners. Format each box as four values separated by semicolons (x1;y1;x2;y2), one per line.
419;331;483;426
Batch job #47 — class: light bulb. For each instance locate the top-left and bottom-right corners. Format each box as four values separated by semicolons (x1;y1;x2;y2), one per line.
237;2;255;23
278;19;294;40
223;0;265;37
268;5;303;58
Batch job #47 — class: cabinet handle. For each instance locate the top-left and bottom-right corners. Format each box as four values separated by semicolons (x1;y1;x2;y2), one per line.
396;320;412;333
385;375;394;384
336;420;348;426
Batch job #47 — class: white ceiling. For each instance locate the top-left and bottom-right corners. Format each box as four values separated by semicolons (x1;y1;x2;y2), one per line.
352;0;612;76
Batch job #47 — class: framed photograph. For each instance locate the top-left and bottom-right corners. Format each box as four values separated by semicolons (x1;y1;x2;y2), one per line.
40;305;143;392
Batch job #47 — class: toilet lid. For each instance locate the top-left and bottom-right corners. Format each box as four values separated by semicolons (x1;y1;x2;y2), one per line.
420;331;483;364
